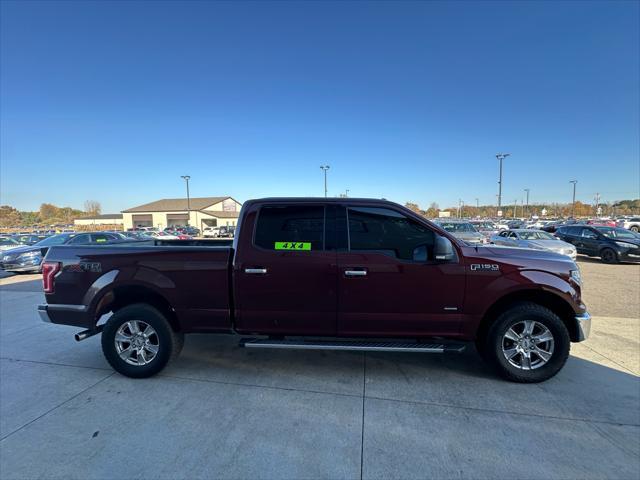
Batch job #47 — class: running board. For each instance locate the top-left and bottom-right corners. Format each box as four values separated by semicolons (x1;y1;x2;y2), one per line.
240;338;466;353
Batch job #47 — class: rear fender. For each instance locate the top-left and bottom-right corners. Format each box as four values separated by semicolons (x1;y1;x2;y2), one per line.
85;266;176;321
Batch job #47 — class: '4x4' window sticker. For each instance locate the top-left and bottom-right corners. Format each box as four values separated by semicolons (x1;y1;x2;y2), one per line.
274;242;311;251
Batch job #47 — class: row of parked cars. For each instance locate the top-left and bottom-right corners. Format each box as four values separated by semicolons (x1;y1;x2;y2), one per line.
432;218;640;264
0;231;162;273
129;225;236;238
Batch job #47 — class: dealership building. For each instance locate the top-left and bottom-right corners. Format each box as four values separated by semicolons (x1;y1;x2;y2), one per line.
122;196;241;230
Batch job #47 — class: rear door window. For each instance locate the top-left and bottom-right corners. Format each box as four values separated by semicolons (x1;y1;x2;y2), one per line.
347;207;434;261
254;205;325;251
67;234;91;245
91;233;115;243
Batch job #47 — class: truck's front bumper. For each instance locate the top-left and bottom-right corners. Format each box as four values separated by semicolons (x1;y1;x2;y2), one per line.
574;312;591;342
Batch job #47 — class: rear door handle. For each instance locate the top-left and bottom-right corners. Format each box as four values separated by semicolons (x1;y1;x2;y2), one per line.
345;269;367;277
245;268;267;274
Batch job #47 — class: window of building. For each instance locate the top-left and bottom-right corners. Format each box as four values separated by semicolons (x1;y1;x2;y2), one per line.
255;205;325;251
348;207;434;261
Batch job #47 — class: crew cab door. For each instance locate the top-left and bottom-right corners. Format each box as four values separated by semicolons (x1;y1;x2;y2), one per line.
233;203;337;335
336;205;465;337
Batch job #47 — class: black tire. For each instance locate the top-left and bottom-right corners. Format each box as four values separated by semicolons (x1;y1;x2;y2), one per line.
483;302;570;383
600;248;618;264
630;225;639;233
101;303;183;378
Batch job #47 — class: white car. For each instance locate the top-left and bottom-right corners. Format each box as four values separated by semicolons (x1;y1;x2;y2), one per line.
617;217;640;233
202;227;223;238
147;231;180;240
490;229;577;260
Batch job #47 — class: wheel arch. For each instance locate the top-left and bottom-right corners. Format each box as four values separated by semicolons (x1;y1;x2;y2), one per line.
476;289;580;344
94;284;181;332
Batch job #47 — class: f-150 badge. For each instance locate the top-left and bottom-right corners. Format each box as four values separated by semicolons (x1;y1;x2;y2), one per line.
470;264;499;271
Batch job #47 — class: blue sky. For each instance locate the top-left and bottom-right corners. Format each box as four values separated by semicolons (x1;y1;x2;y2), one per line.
1;0;638;212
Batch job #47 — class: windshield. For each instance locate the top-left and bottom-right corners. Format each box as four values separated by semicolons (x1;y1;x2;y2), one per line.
0;238;19;246
439;222;477;233
34;234;73;246
595;227;639;240
518;231;555;240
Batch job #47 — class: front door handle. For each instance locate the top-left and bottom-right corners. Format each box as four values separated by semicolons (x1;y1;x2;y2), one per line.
245;268;267;274
345;269;367;277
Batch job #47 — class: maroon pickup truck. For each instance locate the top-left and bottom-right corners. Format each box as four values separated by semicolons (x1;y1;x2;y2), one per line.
38;198;590;383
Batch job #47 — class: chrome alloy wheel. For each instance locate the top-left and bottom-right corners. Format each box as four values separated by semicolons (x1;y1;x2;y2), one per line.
114;320;159;366
501;320;555;370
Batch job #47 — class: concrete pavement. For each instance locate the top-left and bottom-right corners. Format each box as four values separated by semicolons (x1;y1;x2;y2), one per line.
0;266;638;479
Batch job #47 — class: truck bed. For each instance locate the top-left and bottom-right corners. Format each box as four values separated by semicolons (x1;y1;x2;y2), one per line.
43;244;234;332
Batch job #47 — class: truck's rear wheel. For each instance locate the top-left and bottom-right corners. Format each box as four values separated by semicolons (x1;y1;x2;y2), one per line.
101;303;183;378
484;302;570;383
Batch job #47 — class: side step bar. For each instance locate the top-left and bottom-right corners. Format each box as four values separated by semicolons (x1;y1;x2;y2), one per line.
240;338;466;353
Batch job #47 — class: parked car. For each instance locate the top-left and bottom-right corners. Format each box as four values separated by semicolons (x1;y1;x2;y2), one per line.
470;221;499;238
219;226;236;238
587;219;616;227
147;231;181;240
120;231;154;240
555;225;640;263
202;226;223;238
617;217;640;232
490;229;577;260
541;221;565;233
39;197;590;383
434;220;487;245
0;232;132;273
507;220;525;229
0;237;21;252
11;234;51;245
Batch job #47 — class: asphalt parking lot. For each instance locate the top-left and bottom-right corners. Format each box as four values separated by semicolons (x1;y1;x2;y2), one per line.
0;258;638;479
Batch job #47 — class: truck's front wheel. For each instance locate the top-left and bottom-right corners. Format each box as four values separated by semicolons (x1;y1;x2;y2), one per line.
484;302;570;383
101;303;183;378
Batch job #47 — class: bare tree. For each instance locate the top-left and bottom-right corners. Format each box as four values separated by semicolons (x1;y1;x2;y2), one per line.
84;200;102;216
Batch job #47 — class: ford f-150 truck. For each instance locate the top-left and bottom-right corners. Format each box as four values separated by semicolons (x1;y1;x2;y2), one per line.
38;198;591;383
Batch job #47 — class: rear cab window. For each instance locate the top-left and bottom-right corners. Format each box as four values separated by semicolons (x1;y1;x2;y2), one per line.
254;205;325;251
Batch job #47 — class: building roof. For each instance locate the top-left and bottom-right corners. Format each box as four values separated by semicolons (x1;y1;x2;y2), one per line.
77;213;123;220
123;197;233;213
199;210;239;218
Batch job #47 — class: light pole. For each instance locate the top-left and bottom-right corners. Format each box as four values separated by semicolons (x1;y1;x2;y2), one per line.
569;180;577;217
524;188;530;217
496;153;511;214
320;165;330;198
181;175;191;226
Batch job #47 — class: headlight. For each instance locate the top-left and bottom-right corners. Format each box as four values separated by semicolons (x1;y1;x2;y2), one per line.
570;269;582;285
17;251;41;260
615;242;638;249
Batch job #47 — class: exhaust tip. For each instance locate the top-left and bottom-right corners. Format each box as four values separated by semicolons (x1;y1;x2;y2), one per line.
74;327;102;342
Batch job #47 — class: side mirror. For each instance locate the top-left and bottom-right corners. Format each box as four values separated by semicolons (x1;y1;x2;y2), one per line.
434;236;456;262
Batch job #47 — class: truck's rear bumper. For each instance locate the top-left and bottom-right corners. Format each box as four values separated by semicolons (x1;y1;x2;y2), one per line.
574;312;591;342
38;304;91;328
